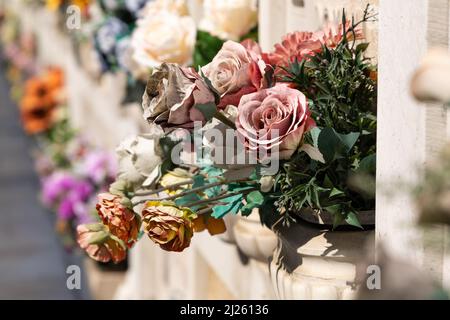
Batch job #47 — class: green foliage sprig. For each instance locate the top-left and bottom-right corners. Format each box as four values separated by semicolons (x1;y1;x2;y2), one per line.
273;6;378;228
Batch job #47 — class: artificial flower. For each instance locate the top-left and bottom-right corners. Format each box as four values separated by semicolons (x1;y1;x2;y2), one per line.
236;84;315;160
160;168;192;195
42;172;93;220
202;39;266;108
142;201;196;252
57;180;93;220
138;0;189;17
116;127;164;189
268;31;323;74
78;149;117;185
20;97;55;134
94;17;130;64
96;193;141;247
131;10;196;69
268;21;364;74
19;68;65;135
77;223;127;263
142;63;215;129
199;0;258;41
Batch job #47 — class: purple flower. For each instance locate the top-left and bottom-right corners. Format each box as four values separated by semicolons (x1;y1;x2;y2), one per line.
42;172;78;206
79;150;118;186
56;181;94;221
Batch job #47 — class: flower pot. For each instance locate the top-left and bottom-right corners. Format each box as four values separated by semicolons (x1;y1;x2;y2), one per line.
233;210;278;262
269;218;374;300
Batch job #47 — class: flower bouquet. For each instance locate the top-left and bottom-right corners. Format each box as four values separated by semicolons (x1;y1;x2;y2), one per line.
78;6;378;262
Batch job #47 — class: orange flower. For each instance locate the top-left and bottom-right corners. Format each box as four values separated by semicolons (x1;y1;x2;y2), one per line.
96;193;141;248
19;68;65;135
42;67;64;91
20;96;55;135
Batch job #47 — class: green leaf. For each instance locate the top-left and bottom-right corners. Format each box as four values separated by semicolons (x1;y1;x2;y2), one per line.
345;211;363;229
318;128;342;163
330;188;345;198
175;193;201;207
338;131;360;151
318;128;360;163
325;204;342;215
194;102;218;121
332;213;345;230
192;175;206;188
356;43;370;54
246;191;265;206
212;194;244;218
193;30;225;69
358;154;376;174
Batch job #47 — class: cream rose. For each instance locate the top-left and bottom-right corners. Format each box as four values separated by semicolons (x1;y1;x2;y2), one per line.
202;40;266;108
131;11;196;70
199;0;258;41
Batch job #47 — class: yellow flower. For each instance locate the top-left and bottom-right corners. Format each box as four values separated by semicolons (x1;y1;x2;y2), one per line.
46;0;63;10
160;168;192;195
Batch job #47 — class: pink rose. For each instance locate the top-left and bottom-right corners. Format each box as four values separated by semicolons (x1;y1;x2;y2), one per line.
236;84;315;160
202;39;266;108
142;63;216;130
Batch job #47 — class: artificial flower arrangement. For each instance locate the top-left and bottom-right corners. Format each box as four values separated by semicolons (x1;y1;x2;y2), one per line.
77;6;378;263
72;0;258;103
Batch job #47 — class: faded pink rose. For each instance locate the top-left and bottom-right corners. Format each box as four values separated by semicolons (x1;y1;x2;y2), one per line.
269;21;364;75
236;84;315;160
142;63;215;129
202;39;266;108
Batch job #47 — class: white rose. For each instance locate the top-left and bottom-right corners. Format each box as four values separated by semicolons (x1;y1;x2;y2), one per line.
138;0;189;17
131;11;196;69
199;0;258;41
116;126;164;188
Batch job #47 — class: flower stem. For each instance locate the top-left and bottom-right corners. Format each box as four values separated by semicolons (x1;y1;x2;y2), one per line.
184;188;257;208
132;179;194;197
131;178;255;207
214;111;236;130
